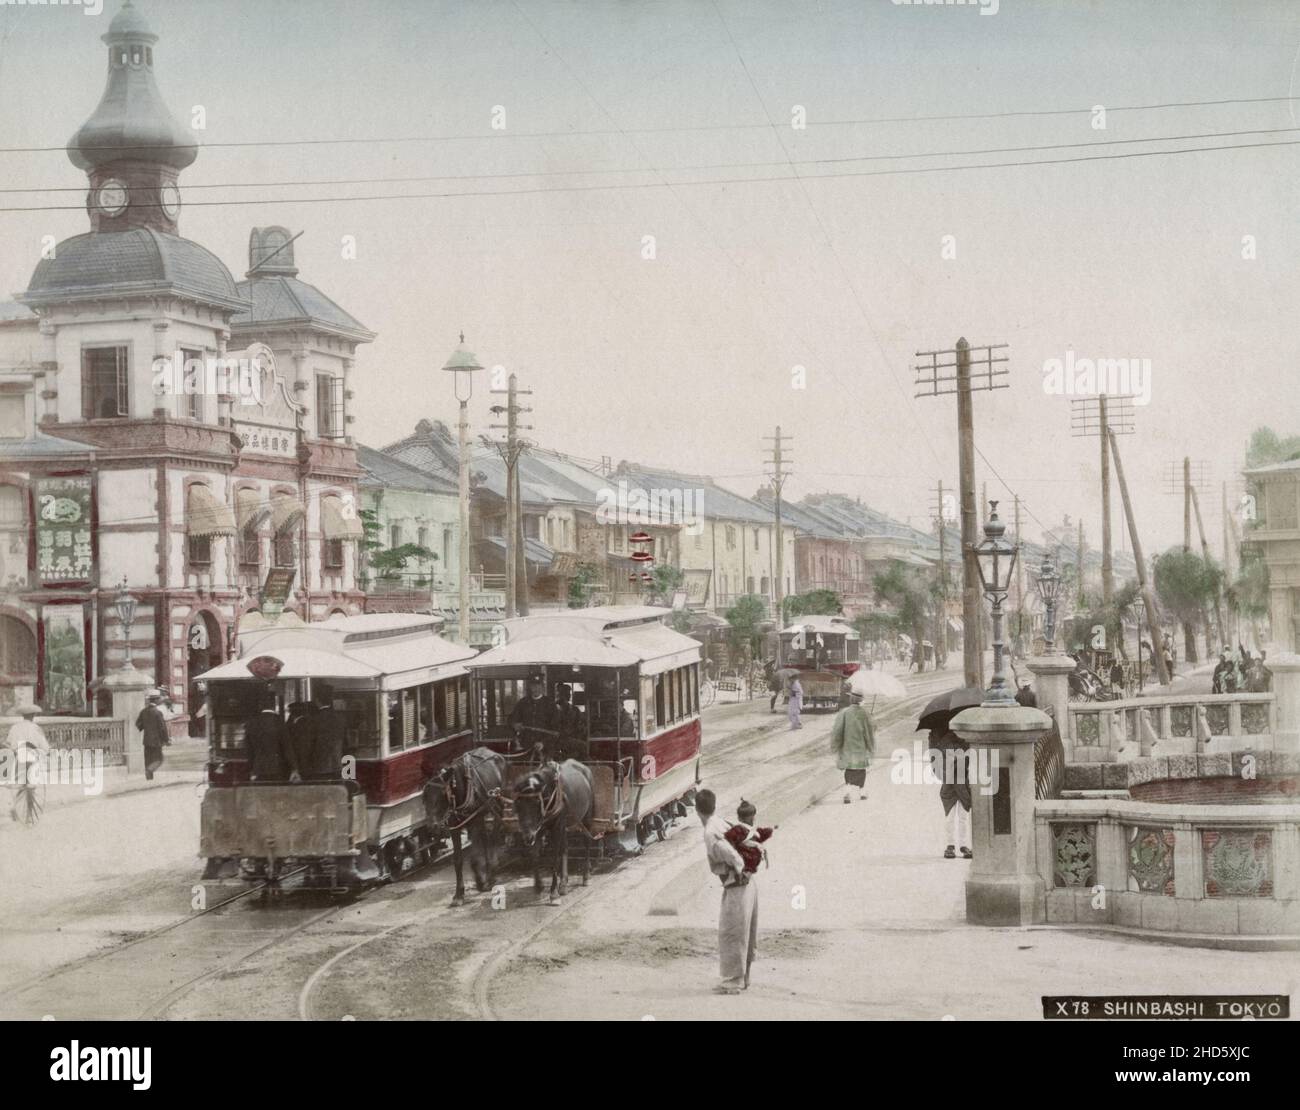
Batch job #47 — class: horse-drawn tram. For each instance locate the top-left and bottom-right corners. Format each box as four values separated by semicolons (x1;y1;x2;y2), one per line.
198;613;477;890
471;605;704;852
778;615;861;711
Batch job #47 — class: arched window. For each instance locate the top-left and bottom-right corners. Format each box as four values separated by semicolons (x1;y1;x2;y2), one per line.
0;485;24;526
0;615;36;678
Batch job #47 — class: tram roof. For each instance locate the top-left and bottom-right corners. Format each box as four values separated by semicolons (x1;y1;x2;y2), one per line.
206;612;475;684
475;606;699;673
780;615;857;635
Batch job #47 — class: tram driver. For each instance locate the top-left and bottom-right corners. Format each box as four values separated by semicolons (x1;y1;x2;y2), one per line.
552;683;589;762
509;672;556;754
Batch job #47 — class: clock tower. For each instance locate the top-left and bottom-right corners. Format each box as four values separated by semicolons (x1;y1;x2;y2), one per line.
67;1;197;236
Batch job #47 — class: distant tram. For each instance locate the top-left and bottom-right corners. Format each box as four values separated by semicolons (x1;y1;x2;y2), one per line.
777;615;861;711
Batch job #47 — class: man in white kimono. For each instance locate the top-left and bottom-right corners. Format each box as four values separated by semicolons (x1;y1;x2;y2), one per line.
696;788;757;994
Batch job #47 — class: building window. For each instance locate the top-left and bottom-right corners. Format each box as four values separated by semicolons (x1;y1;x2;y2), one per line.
240;529;261;570
725;526;736;551
417;526;428;550
274;531;296;568
0;393;26;438
82;346;129;420
694;530;703;549
316;373;343;439
390;523;402;549
754;528;760;550
188;534;212;566
0;485;23;526
179;349;203;421
525;516;540;540
324;538;344;569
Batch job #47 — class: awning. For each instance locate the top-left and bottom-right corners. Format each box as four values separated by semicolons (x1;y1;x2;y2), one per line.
320;495;364;540
271;493;305;533
187;484;235;537
236;489;271;531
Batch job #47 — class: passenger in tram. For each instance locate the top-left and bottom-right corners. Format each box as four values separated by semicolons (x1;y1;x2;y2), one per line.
245;688;289;781
284;700;316;783
552;683;589;763
311;695;358;792
509;673;555;750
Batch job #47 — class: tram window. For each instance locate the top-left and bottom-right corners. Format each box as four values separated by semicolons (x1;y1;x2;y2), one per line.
402;689;418;748
434;681;448;734
337;692;380;759
456;678;469;730
653;675;665;730
416;685;431;742
386;692;402;750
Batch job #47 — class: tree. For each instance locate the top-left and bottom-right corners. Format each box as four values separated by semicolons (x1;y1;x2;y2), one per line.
567;563;601;608
1226;547;1269;645
357;508;436;586
872;563;934;670
724;594;768;663
649;563;685;606
1153;548;1222;664
782;588;843;624
1245;426;1300;469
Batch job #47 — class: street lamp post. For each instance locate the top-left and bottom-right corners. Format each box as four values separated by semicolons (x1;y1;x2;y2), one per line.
113;576;138;670
972;501;1019;704
1034;554;1061;653
442;335;483;645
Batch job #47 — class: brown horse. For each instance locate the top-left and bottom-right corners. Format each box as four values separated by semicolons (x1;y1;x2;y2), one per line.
422;747;507;906
511;759;595;905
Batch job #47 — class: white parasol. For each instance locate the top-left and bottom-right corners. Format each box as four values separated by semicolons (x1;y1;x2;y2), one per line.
848;668;908;714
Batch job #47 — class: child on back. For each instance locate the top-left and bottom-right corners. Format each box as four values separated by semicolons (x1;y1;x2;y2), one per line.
724;799;775;874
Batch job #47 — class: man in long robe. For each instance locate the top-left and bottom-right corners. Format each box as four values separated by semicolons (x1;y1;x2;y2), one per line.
830;690;875;803
696;788;756;994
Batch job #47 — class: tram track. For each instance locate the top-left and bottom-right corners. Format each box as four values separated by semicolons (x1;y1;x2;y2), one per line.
4;669;960;1021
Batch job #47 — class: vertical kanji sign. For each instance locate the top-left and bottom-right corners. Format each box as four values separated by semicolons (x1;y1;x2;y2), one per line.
35;476;93;584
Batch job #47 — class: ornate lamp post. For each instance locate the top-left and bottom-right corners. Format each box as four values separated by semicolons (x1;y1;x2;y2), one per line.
1034;554;1061;653
972;501;1019;704
442;335;483;645
113;576;138;670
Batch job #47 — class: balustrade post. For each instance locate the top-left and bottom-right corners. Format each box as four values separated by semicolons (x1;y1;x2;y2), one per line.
1269;653;1300;753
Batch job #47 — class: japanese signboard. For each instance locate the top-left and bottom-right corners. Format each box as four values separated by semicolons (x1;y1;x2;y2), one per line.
43;606;87;713
35;476;93;584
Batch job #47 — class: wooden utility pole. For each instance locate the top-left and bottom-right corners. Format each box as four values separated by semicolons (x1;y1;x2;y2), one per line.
1077;519;1086;608
1190;485;1226;653
914;338;1008;689
487;373;533;617
1183;456;1192;552
1099;394;1113;603
932;480;949;662
763;427;791;623
1014;495;1024;656
1108;426;1170;685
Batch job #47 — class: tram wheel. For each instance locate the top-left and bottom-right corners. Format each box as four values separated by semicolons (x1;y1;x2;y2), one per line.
383;840;412;881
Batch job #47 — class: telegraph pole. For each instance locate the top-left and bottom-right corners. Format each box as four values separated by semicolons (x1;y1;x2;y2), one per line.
487;373;533;618
1072;393;1135;611
1164;458;1211;660
915;338;1009;688
1014;495;1025;656
1109;426;1170;685
762;427;791;623
931;480;952;661
1190;485;1226;654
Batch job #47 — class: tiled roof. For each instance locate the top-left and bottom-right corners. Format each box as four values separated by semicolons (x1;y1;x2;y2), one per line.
23;228;245;310
232;275;374;339
356;444;457;495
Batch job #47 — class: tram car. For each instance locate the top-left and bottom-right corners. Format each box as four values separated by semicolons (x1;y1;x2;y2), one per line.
197;613;478;890
777;615;861;711
472;605;703;849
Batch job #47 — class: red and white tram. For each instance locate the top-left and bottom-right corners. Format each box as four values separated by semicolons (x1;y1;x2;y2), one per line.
198;613;477;888
472;606;703;848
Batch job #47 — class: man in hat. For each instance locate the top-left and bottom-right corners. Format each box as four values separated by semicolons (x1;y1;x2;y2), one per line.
245;688;289;781
929;726;973;859
4;704;49;817
551;683;588;763
509;673;555;754
830;689;875;803
135;693;171;781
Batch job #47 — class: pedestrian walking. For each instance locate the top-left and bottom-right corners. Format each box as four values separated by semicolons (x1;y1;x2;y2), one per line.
786;675;803;730
929;727;972;859
830;689;875;804
135;693;171;781
4;704;50;817
695;788;757;995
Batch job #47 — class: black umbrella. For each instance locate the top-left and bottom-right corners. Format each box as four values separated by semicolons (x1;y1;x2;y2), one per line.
915;686;984;732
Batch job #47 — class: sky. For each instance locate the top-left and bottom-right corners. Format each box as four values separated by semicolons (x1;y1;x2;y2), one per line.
1;0;1297;559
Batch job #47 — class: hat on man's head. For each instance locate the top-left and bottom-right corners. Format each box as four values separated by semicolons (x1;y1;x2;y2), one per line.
14;703;41;717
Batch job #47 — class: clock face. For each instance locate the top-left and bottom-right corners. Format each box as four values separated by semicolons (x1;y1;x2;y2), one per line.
161;184;181;219
97;180;128;216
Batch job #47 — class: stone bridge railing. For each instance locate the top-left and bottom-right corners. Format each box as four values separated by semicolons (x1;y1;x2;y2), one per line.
1067;693;1276;762
0;716;127;765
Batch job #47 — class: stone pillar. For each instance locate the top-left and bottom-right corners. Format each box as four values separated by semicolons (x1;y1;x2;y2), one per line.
1270;652;1300;753
1027;652;1074;750
92;666;158;776
951;702;1051;926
